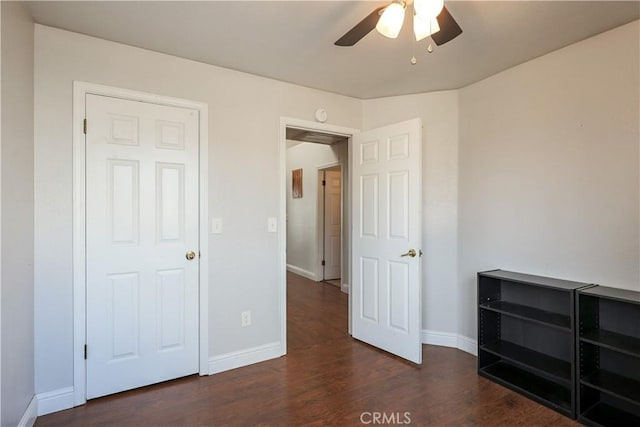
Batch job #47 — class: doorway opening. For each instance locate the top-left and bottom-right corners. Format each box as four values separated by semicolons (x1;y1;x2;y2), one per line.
284;128;348;288
280;117;424;364
279;118;358;352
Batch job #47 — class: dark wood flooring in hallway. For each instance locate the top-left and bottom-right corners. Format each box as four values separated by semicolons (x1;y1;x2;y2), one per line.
35;272;577;426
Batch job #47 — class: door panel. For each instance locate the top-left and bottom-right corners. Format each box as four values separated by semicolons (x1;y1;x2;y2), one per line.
157;163;185;242
108;272;140;360
86;94;199;399
157;268;186;351
388;171;409;240
360;175;378;238
351;118;422;364
361;257;379;322
109;160;139;244
388;261;409;332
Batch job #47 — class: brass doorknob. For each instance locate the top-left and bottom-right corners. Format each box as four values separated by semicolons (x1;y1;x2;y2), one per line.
186;251;196;260
401;249;416;258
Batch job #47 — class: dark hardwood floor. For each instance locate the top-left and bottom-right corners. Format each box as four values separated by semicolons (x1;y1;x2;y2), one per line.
36;272;577;426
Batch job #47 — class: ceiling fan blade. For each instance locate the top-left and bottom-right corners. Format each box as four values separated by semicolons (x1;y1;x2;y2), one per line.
335;6;385;46
431;6;462;46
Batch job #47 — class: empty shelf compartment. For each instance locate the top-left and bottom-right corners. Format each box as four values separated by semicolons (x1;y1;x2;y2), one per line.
581;402;640;427
480;361;571;413
481;340;570;384
582;370;640;406
479;300;570;330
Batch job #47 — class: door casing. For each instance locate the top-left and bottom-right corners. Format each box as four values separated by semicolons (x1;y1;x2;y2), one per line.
72;81;209;405
279;118;359;350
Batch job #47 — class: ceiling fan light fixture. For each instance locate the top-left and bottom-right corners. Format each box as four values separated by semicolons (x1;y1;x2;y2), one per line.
413;15;440;41
414;0;444;20
376;1;406;39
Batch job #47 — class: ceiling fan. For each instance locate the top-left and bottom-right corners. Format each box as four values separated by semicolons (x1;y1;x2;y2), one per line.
335;0;462;48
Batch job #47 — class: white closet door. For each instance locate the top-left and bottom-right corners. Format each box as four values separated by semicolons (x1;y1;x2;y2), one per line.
85;94;199;398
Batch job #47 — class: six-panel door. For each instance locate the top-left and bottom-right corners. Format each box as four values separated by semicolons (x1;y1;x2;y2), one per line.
351;118;422;364
85;94;199;399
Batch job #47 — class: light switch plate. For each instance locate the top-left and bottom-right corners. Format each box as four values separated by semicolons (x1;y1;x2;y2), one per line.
241;310;251;327
211;217;223;234
267;217;277;233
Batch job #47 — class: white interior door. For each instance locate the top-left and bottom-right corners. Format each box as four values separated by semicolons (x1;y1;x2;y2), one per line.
351;118;422;364
323;169;342;280
85;94;199;398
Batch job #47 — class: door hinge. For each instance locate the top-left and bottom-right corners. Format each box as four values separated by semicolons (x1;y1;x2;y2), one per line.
84;344;88;360
322;180;326;186
83;118;87;135
321;260;325;266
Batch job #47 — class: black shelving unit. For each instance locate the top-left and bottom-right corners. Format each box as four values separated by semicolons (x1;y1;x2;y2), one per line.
478;270;592;418
577;286;640;426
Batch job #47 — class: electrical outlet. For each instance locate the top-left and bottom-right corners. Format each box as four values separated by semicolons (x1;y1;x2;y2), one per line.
241;310;252;327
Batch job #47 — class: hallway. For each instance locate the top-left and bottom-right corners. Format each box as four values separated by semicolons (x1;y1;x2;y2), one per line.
35;273;575;426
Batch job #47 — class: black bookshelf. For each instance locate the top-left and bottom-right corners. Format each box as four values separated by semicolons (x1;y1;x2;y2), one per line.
478;270;592;418
577;286;640;426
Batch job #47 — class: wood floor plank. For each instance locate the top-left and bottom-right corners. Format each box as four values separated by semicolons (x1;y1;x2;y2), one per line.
35;272;578;426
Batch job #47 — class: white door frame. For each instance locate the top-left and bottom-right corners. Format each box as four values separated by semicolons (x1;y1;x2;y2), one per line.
279;117;359;351
315;163;342;283
72;81;209;405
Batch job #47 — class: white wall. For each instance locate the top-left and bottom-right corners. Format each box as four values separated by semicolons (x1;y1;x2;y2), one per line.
1;1;35;425
33;24;361;396
458;20;640;339
286;141;346;280
362;91;459;337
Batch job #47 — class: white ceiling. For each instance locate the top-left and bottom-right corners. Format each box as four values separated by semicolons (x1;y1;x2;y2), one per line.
27;1;640;99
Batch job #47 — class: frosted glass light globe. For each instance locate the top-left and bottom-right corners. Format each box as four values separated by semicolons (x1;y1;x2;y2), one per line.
376;2;406;39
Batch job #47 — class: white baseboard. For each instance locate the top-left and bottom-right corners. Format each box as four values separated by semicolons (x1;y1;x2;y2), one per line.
208;341;283;375
422;329;477;356
422;329;458;347
36;386;74;416
286;264;317;281
457;334;478;356
341;282;350;294
18;395;37;427
36;344;285;415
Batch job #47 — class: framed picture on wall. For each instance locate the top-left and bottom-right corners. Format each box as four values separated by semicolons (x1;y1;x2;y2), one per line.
292;168;303;198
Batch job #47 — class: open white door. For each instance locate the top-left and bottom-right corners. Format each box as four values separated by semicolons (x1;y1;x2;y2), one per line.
351;118;422;364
